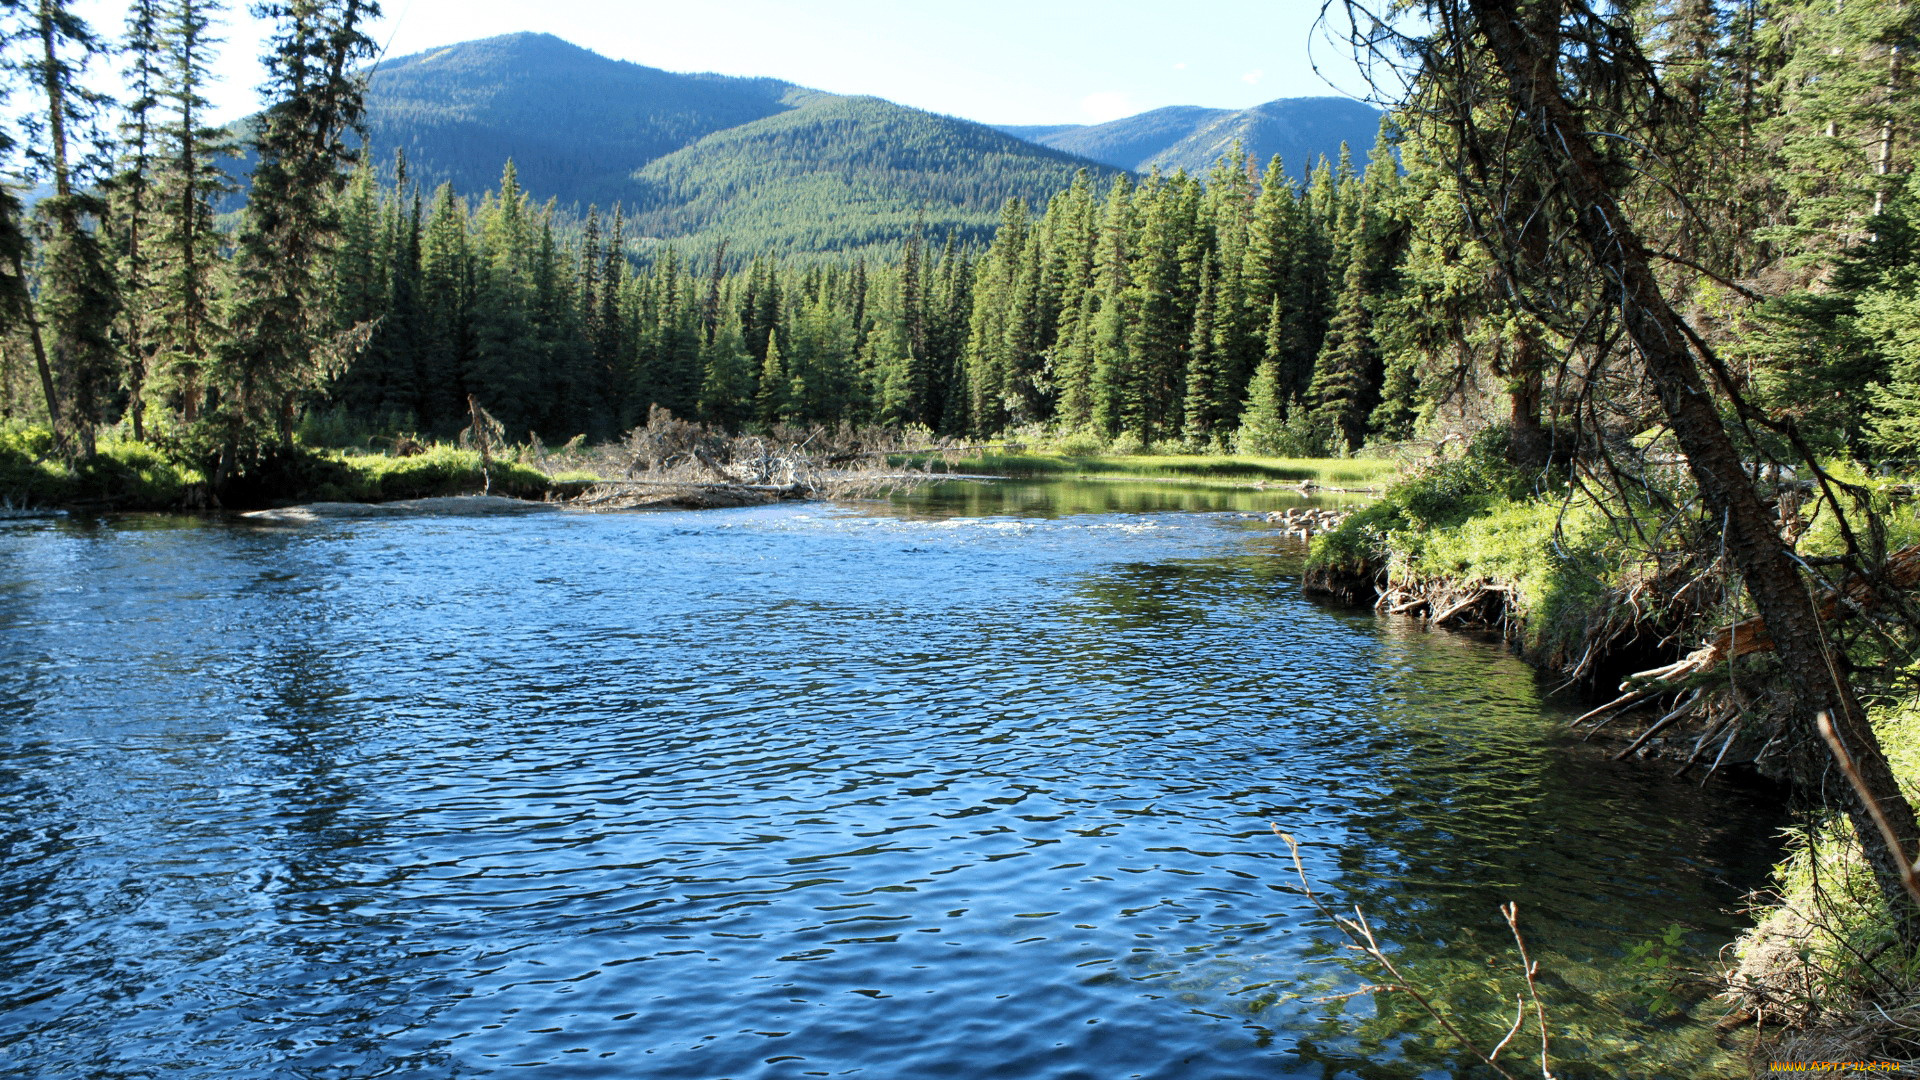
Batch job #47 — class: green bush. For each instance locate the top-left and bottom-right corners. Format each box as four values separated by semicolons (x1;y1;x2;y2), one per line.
316;446;560;502
1044;428;1108;456
0;425;200;509
0;425;585;510
1309;427;1539;576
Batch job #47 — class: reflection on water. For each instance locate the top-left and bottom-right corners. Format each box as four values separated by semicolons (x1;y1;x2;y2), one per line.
0;482;1779;1079
890;477;1372;519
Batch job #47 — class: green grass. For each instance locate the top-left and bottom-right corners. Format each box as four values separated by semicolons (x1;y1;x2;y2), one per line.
1;423;602;510
315;446;571;502
1303;429;1622;665
915;451;1404;486
1;426;202;508
1739;696;1920;1009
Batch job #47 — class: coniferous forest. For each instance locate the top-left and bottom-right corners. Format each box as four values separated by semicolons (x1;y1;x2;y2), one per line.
8;0;1920;489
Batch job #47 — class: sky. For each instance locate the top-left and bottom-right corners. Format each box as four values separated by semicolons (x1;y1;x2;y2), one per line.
68;0;1375;127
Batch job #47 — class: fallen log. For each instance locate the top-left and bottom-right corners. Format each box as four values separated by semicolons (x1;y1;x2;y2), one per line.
1623;543;1920;690
1430;589;1490;627
1612;688;1707;760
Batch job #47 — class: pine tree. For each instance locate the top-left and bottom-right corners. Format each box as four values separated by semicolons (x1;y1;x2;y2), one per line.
355;152;424;426
19;0;121;457
468;162;540;432
1123;172;1203;443
0;92;43;428
107;0;164;441
755;329;788;425
219;0;381;473
1088;175;1135;437
1308;125;1404;452
1234;352;1289;455
699;304;757;430
145;0;231;432
1763;0;1920;255
418;183;473;431
963;197;1030;433
1181;253;1227;447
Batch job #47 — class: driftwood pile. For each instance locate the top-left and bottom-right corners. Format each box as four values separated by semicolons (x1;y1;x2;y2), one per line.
1562;542;1920;772
1374;578;1514;628
1266;506;1350;539
563;407;932;512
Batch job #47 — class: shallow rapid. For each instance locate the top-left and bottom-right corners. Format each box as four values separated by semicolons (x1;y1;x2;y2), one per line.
0;480;1780;1078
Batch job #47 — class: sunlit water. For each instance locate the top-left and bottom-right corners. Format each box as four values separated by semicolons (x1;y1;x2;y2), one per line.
0;480;1781;1078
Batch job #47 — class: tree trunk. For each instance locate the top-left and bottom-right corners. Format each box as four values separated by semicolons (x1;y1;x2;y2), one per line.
1507;333;1549;470
10;250;63;449
1470;0;1920;924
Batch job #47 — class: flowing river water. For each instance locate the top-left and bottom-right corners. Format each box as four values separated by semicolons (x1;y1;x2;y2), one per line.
0;480;1783;1078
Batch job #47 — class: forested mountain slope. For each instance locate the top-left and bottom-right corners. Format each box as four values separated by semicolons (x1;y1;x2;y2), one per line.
1001;97;1384;174
307;33;1120;256
362;32;807;208
628;96;1125;255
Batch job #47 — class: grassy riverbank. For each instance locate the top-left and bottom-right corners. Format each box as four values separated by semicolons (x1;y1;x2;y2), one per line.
919;449;1403;487
1301;432;1920;1067
0;425;600;511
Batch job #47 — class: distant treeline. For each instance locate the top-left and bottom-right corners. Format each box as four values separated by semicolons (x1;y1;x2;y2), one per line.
310;131;1401;454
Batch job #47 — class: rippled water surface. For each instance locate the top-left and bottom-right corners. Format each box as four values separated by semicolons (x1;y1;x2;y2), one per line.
0;482;1782;1078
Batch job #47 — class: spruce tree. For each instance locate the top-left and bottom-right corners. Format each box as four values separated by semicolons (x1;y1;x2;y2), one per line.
755;330;788;426
145;0;231;432
219;0;381;473
1180;254;1226;447
20;0;121;457
698;308;756;430
418;183;473;432
1764;0;1920;255
1234;353;1289;456
468;162;539;432
107;0;163;441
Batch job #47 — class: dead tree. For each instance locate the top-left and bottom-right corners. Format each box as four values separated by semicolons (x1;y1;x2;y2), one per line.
1330;0;1920;926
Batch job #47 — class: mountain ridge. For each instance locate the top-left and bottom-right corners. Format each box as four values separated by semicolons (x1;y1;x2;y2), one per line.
994;96;1386;176
239;33;1385;255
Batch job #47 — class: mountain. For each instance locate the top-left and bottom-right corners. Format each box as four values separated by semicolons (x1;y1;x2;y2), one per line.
996;97;1386;176
326;32;1120;256
629;95;1120;255
361;33;808;210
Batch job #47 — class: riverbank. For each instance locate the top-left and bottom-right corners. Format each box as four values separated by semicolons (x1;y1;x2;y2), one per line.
0;426;601;512
1297;434;1920;1070
912;448;1402;490
5;419;1402;515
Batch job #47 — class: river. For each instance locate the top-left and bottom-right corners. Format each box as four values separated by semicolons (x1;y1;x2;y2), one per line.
0;479;1781;1078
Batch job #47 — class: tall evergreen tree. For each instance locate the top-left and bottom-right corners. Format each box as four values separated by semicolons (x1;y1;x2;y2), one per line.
1180;253;1227;446
145;0;230;431
19;0;120;457
107;0;164;441
218;0;380;474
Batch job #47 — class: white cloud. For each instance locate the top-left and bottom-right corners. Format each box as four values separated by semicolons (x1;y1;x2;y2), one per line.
1242;69;1265;84
1080;91;1140;123
1172;62;1188;71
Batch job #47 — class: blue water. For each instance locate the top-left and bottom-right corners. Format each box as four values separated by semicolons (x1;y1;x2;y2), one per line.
0;484;1780;1078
